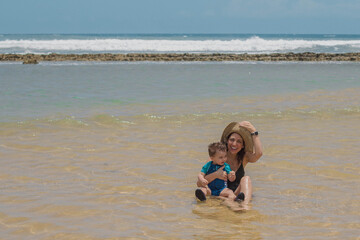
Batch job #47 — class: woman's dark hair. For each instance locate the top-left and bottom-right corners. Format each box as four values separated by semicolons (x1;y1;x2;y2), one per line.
236;148;245;164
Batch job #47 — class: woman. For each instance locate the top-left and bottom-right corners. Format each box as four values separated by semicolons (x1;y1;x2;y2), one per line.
197;121;263;204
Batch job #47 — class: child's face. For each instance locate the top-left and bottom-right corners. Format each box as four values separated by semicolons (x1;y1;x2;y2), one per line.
211;150;227;165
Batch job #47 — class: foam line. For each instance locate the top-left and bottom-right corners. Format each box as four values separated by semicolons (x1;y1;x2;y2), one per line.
1;36;360;54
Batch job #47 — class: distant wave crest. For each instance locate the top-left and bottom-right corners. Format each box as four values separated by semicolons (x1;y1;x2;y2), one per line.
1;36;360;54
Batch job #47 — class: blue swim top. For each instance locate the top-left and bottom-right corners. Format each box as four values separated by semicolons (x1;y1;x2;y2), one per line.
201;161;232;175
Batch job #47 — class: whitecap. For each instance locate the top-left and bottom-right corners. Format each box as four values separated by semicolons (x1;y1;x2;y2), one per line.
1;37;360;54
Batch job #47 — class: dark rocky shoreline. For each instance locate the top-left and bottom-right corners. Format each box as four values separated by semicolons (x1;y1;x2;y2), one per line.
1;52;360;64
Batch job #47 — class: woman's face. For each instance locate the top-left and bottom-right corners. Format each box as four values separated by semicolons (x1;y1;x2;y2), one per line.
227;133;244;155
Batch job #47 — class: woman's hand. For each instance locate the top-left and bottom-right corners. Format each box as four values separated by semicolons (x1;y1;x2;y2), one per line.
215;166;227;181
239;121;256;133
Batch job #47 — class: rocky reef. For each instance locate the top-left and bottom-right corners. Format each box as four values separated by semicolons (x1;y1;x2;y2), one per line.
1;52;360;64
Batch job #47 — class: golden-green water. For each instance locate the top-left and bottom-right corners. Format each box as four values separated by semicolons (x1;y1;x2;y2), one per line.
1;62;359;239
1;107;359;239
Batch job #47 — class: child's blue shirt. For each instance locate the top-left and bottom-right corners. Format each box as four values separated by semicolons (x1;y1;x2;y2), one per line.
201;161;232;196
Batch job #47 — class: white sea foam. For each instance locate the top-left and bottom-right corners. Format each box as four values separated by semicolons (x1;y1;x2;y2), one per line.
1;36;360;54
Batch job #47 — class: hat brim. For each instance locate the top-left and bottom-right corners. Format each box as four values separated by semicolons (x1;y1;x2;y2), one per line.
221;122;254;153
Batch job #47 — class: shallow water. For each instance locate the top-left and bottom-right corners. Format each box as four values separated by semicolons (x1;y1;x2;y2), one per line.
0;62;359;239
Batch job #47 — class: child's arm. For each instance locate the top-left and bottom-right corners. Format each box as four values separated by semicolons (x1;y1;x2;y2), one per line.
197;172;208;186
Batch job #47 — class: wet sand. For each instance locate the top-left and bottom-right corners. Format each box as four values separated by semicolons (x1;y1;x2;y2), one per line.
1;52;360;64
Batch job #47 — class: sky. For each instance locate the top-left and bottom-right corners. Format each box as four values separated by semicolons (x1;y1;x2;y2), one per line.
0;0;359;34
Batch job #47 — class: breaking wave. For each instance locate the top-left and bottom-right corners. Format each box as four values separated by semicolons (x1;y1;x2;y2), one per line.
1;36;360;54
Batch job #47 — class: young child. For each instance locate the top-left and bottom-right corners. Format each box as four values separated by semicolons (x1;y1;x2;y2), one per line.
195;142;244;201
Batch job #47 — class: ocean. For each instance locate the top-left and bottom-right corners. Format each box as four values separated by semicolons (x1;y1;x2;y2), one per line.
0;34;360;239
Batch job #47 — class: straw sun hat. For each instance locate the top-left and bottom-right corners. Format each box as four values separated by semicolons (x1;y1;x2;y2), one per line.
220;122;254;153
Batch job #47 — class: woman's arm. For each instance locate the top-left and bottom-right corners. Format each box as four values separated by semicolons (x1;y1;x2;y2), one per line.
246;134;263;163
239;121;263;165
196;166;227;187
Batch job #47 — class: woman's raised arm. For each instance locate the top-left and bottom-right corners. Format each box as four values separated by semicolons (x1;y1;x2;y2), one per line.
239;121;263;164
